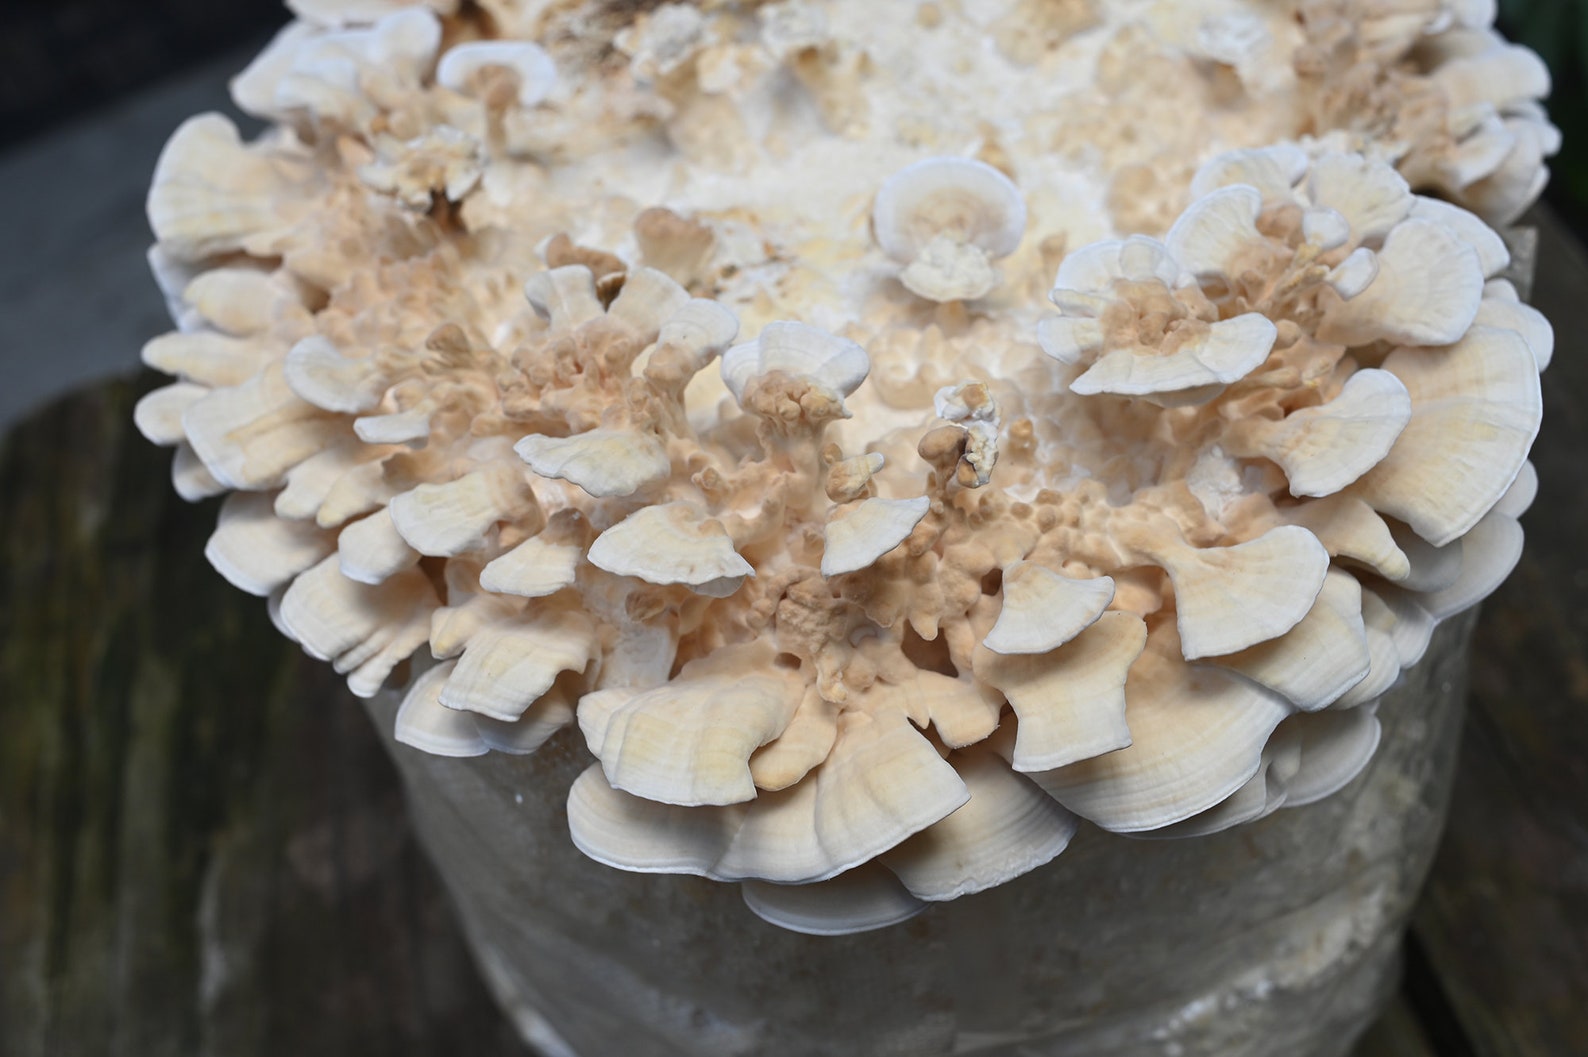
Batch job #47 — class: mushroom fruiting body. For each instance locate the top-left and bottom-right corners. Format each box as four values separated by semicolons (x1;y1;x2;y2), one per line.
141;0;1551;936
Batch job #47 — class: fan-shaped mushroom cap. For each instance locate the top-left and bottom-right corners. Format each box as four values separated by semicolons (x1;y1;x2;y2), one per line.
1320;218;1486;347
147;114;309;260
1134;525;1331;660
873;157;1027;263
389;461;536;557
1419;512;1524;620
588;503;753;597
1409;196;1509;277
1223;368;1412;498
1494;460;1538;519
1189;143;1307;202
135;383;209;446
567;708;969;884
720;322;870;409
336;507;420;585
1306;152;1412;242
1205;569;1371;711
206;490;337;596
748;690;840;793
182;366;344;491
741;866;926;937
480;535;582;598
143;329;275;389
1028;633;1293;832
1273;495;1410;582
1354;326;1542;546
515;430;671;498
1070;313;1278;401
1333;593;1403;710
471;680;577;756
1475;291;1554;371
1164;184;1263;281
437;40;556;108
284;336;388;413
881;749;1080;902
821;496;931;577
976;611;1148;772
278;557;437;697
1271;705;1383;807
1388;520;1464;593
439;613;596;721
982;562;1115;655
395;661;489;758
581;653;805;807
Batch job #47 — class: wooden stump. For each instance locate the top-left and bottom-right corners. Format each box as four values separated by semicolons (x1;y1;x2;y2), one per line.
0;378;528;1057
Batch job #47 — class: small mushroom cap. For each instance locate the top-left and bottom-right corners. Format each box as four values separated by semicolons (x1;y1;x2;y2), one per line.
1306;153;1412;242
1409;196;1509;277
588;503;753;596
1224;368;1413;499
740;866;925;937
1418;512;1524;621
1363;584;1438;671
135;382;209;446
1474;292;1554;371
1151;525;1331;660
515;429;671;498
872;157;1027;262
439;615;596;721
182;365;344;491
567;708;970;885
470;682;577;756
580;658;805;806
479;535;581;598
1493;460;1538;519
1205;569;1371;711
1070;312;1278;399
749;689;840;792
821;496;931;577
1164;184;1263;281
1028;636;1293;832
712;709;972;884
1275;494;1410;582
388;461;535;557
1388;519;1464;593
1189;143;1307;202
143;329;270;388
880;748;1079;902
278;557;437;698
437;40;556;108
337;506;420;585
284;336;388;413
976;611;1148;773
1052;234;1184;296
720;321;870;404
205;490;337;597
523;266;605;330
395;661;488;758
1320;218;1486;347
982;562;1115;655
1354;326;1542;546
1270;705;1382;807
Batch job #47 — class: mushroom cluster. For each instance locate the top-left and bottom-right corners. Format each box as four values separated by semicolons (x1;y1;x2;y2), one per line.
138;0;1551;934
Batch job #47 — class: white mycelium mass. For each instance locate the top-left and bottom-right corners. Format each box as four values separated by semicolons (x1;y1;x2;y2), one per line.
138;0;1552;935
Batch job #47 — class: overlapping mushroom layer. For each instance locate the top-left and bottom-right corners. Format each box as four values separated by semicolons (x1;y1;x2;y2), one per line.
138;0;1551;935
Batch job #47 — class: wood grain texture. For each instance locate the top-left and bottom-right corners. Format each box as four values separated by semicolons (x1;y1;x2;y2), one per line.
1405;212;1588;1057
0;379;528;1057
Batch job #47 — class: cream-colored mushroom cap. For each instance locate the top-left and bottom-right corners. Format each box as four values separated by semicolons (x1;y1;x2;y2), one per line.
437;40;557;107
720;321;870;408
873;157;1027;302
588;503;754;597
821;496;931;577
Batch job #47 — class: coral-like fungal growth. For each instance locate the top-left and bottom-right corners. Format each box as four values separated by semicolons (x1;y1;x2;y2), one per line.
140;0;1550;935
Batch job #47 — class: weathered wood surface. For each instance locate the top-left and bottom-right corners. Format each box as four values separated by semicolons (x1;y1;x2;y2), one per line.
1401;212;1588;1056
0;381;527;1057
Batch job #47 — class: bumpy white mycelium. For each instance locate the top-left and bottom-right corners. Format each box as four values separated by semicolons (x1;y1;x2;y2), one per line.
139;0;1551;935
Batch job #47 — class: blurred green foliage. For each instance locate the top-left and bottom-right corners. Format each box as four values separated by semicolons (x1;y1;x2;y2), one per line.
1500;0;1588;221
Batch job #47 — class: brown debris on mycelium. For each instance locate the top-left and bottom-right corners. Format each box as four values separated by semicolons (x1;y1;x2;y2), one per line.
139;0;1551;936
